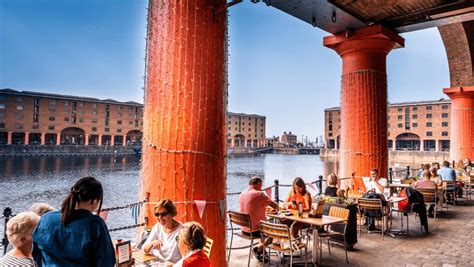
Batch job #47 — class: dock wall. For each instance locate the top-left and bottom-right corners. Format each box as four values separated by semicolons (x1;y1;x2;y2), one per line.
0;145;137;157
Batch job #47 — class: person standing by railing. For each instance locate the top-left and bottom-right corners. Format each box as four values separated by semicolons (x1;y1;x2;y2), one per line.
32;176;115;267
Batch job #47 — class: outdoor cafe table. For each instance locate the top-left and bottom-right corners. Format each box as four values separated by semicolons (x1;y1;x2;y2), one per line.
268;212;346;265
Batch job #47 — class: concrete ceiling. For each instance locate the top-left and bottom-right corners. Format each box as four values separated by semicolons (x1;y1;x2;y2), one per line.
252;0;474;34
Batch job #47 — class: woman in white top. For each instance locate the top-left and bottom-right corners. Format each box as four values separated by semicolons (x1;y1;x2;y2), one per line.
0;211;40;267
143;199;183;264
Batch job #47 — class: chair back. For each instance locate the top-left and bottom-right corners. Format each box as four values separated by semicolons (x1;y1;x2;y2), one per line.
259;221;291;241
443;180;455;188
203;237;213;257
328;206;349;221
228;210;252;229
417;188;437;203
357;198;383;211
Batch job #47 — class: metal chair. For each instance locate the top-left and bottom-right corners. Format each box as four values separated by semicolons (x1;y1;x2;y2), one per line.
259;220;308;267
318;206;350;263
203;237;213;258
462;173;474;200
227;211;254;266
443;180;457;205
418;188;439;220
357;198;388;240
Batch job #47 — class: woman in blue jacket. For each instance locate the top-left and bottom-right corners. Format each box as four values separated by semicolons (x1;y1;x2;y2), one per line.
33;176;115;266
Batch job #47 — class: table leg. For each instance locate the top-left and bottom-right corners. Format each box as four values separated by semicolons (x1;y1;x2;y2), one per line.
312;227;319;265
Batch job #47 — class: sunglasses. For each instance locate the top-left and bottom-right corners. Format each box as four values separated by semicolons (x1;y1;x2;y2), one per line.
155;211;169;217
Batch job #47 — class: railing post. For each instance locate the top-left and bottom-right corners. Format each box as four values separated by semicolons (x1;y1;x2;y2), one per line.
2;207;12;255
274;179;279;203
388;167;393;184
452;160;455;168
318;175;323;196
406;166;410;179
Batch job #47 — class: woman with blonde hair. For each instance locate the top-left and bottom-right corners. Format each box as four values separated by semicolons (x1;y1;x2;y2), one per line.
174;222;210;267
143;199;183;264
325;173;338;197
0;211;40;266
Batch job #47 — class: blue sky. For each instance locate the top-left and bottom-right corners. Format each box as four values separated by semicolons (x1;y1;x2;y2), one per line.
0;0;449;140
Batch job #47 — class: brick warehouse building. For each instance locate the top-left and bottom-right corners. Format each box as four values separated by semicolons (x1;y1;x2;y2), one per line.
325;99;452;152
0;89;143;146
0;89;267;148
227;112;266;148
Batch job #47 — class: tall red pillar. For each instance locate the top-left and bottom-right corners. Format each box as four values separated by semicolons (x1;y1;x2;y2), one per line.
85;134;90;146
141;1;227;266
41;133;46;145
444;86;474;160
324;25;404;179
24;132;30;145
7;132;12;145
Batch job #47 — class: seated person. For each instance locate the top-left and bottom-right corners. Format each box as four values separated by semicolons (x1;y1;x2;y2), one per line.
239;176;279;262
174;222;210;267
325;173;338;197
414;170;438;216
430;167;442;186
283;177;312;238
0;211;40;266
361;190;387;231
365;169;387;194
143;199;183;264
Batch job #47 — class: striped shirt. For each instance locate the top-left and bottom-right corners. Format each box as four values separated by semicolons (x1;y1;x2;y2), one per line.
0;253;37;267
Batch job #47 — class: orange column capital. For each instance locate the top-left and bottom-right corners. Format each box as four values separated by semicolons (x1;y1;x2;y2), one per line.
324;25;404;180
443;86;474;160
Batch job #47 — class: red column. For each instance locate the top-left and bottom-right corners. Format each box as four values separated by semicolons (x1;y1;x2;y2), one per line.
110;135;115;146
24;132;30;145
85;134;90;146
41;133;45;145
141;1;227;266
7;132;12;145
444;86;474;160
324;25;404;179
56;133;61;145
231;138;235;148
122;135;127;146
98;134;103;146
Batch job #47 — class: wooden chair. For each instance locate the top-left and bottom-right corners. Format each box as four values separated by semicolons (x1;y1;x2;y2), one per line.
418;188;439;220
203;237;213;258
259;220;308;267
227;211;255;266
318;206;349;263
357;198;388;240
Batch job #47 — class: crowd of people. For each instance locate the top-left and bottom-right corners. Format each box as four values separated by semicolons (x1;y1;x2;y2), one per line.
0;176;211;267
236;157;473;263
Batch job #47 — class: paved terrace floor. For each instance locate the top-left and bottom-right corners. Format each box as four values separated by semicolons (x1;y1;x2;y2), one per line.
228;198;474;267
